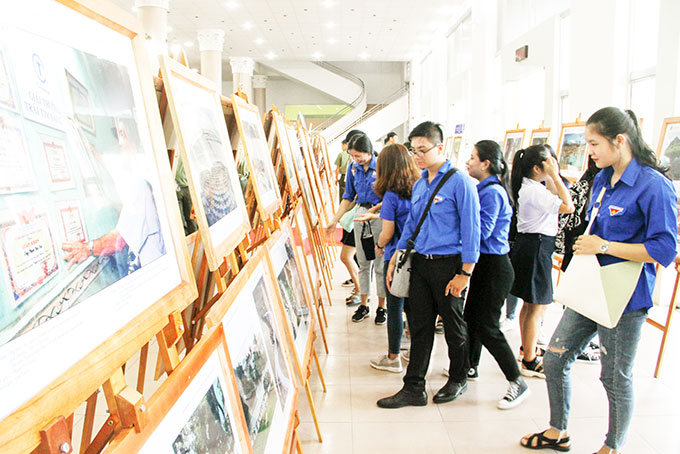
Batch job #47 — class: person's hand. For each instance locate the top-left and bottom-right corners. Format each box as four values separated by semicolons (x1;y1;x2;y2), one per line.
544;156;561;180
375;245;384;257
385;255;397;291
324;224;337;240
445;274;470;297
573;234;605;255
354;212;378;223
62;242;91;270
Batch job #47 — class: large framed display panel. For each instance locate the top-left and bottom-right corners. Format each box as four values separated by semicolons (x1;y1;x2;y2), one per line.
286;124;318;227
443;136;453;159
0;1;196;451
231;95;282;220
271;109;299;195
298;126;324;216
452;135;463;163
205;247;298;454
529;127;551;147
263;221;316;382
291;204;319;297
557;121;587;180
159;56;250;271
105;325;251;454
502;128;525;165
657;117;680;181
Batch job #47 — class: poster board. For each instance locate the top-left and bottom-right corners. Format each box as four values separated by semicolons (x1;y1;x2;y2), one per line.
657;117;680;181
287;124;318;227
557;122;587;180
205;248;298;454
263;221;315;382
159;56;250;271
271;109;299;195
0;1;196;451
232;95;282;220
529;127;551;146
298;126;324;216
105;325;251;454
452;135;463;163
443;136;453;159
502;128;525;165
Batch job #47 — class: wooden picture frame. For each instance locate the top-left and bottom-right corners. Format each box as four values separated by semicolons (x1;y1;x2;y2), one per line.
298;126;325;217
557;121;587;180
271;109;299;195
529;127;551;146
502;128;525;165
0;2;196;452
286;124;318;227
159;55;251;271
205;247;298;454
657;117;680;181
105;325;251;454
232;95;282;221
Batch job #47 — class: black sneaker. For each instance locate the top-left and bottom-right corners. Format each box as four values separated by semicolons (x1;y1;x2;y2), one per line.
467;367;479;381
352;305;370;323
375;307;387;325
576;348;600;363
497;377;530;410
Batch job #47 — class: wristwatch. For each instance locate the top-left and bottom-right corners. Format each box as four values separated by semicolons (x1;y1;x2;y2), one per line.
599;241;610;254
457;269;472;277
376;244;384;250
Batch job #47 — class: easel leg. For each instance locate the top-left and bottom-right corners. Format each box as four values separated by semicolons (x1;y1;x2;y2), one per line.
312;347;327;392
317;287;329;328
80;390;98;453
315;302;329;354
304;380;323;442
654;295;677;377
295;432;304;454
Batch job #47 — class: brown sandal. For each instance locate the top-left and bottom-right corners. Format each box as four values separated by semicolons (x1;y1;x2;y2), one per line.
520;429;571;451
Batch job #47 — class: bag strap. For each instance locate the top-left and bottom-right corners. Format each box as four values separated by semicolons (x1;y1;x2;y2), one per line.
585;187;607;235
406;168;457;250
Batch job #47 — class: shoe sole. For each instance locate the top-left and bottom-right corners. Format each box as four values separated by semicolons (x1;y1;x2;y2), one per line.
375;319;386;325
520;368;546;379
433;385;467;404
497;387;531;410
346;301;361;307
352;314;369;322
370;363;403;373
467;376;480;382
377;400;427;409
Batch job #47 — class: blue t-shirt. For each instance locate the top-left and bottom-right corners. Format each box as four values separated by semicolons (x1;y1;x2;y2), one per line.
589;158;678;313
379;190;411;261
477;175;512;255
342;156;381;206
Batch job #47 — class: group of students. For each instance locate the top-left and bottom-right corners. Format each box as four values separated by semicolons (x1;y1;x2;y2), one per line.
326;107;678;454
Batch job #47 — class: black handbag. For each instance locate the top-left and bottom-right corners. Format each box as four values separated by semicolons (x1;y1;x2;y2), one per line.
360;221;376;261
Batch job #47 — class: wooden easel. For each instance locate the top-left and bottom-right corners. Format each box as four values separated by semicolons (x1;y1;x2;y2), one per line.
647;260;679;377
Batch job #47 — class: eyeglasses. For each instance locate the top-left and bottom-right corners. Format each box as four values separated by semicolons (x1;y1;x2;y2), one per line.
408;144;439;157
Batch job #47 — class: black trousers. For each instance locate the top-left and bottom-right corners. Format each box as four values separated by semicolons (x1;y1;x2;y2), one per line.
464;253;520;382
403;253;468;391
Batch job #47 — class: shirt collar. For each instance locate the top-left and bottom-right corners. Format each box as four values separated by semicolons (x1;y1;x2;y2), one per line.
602;157;642;188
478;175;500;190
421;159;453;179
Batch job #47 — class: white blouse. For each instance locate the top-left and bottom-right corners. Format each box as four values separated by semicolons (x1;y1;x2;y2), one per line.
517;177;562;236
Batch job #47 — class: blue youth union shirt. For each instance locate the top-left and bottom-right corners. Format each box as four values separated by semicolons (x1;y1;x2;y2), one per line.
379;190;411;261
342;156;382;206
477;175;512;255
589;157;678;313
397;160;481;262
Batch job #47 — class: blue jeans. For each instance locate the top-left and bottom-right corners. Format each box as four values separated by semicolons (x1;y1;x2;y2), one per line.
384;271;404;355
544;307;648;450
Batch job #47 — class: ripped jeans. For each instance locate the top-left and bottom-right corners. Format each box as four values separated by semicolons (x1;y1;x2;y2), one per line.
544;307;648;450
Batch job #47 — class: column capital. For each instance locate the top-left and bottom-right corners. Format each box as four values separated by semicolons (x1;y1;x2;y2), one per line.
135;0;169;10
197;29;225;52
253;75;268;88
229;57;255;76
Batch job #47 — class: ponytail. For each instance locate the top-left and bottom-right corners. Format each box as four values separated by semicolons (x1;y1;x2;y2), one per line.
474;140;512;198
510;145;551;206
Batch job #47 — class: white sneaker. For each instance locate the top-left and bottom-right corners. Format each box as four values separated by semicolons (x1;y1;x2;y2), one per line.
499;316;517;332
400;349;410;363
497;378;531;410
369;354;403;373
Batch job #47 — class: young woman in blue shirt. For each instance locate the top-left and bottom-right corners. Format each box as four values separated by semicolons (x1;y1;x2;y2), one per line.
521;107;677;454
355;143;420;373
464;140;529;409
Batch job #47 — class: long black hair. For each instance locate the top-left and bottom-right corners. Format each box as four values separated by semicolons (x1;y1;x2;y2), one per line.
347;132;373;155
586;107;668;177
474;140;511;196
510;144;552;206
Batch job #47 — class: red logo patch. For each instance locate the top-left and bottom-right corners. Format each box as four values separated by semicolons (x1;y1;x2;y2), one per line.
608;206;624;216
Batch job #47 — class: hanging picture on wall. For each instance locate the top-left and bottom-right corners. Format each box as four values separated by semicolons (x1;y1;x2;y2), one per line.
452;135;463;162
232;95;282;219
0;48;17;111
443;136;453;160
529;128;551;146
557;122;587;179
503;128;525;165
271;110;299;195
0;0;194;424
286;124;318;227
160;56;250;271
657;117;680;181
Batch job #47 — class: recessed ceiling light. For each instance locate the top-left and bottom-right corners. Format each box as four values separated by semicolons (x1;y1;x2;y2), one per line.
327;37;337;44
242;21;253;30
255;38;265;45
325;21;335;29
322;0;335;7
266;51;277;60
224;1;239;9
184;41;194;47
312;52;323;59
359;52;369;59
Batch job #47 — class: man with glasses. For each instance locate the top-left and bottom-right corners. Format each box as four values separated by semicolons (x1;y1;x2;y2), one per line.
378;121;480;408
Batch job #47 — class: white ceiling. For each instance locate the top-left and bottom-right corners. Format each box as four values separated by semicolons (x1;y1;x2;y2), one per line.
111;0;466;65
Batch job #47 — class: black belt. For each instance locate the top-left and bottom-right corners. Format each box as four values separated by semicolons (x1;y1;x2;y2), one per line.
415;252;459;260
359;202;374;209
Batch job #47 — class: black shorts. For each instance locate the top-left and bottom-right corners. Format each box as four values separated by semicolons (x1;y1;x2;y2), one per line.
510;233;555;305
341;228;355;247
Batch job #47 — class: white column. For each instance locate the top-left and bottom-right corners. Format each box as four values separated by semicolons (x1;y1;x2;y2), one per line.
197;29;225;94
229;57;255;101
253;75;268;115
135;0;169;72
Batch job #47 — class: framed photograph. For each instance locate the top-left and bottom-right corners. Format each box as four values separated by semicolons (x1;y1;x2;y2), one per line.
0;0;195;430
264;221;315;380
557;122;587;179
107;325;251;454
443;136;453;159
291;204;318;292
286;124;318;227
298;126;324;215
0;48;17;111
271;110;299;195
160;56;250;271
206;248;298;454
452;135;463;162
529;127;551;147
502;128;525;165
657;117;680;181
41;134;75;190
65;69;96;134
0;111;38;194
232;95;282;219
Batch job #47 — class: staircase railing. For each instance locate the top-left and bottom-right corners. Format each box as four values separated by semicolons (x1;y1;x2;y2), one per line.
310;61;365;131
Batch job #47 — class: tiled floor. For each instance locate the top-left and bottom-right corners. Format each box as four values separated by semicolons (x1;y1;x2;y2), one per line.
298;258;680;454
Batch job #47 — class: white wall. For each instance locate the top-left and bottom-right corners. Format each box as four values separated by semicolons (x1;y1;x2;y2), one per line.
329;62;406;104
